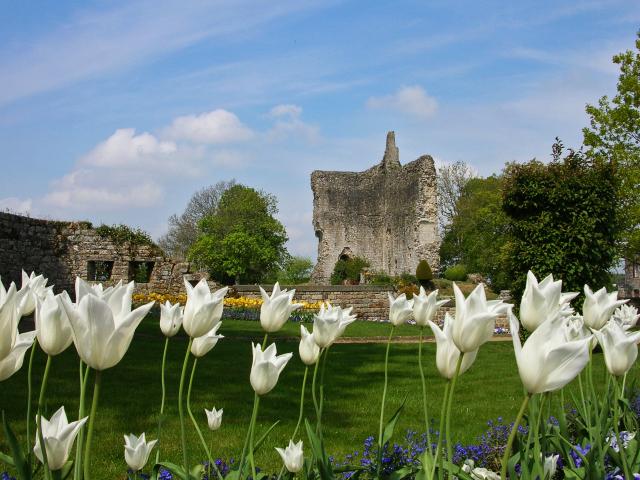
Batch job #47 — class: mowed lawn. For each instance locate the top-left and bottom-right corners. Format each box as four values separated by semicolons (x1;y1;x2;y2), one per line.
2;314;638;479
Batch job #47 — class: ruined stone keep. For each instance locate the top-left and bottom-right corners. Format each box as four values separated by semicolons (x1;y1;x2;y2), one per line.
311;132;439;283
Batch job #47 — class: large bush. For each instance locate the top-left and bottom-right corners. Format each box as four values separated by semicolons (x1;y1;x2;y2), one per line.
415;260;434;289
444;264;467;281
330;256;370;285
502;141;621;302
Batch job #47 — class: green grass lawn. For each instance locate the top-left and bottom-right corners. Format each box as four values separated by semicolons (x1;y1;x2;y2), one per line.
2;315;638;479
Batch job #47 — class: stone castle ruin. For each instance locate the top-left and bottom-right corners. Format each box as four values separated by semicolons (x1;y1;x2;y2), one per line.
311;131;440;282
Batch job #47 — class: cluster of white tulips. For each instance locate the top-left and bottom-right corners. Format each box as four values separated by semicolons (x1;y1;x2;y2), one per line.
2;267;640;480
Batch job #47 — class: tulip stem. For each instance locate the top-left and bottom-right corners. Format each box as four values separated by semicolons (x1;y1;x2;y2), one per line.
318;346;330;427
418;327;431;444
431;381;450;480
155;337;170;465
83;369;102;480
186;358;223;480
248;394;261;480
500;393;531;480
444;354;463;479
311;349;322;427
376;325;395;478
178;338;193;478
26;339;37;459
36;355;53;480
37;354;52;413
74;362;90;480
613;376;632;479
292;366;309;441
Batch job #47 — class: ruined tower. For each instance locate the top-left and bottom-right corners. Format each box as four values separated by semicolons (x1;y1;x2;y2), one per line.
310;132;439;283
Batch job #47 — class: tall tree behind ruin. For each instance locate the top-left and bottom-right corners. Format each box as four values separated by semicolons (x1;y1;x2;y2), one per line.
158;180;236;259
436;160;476;232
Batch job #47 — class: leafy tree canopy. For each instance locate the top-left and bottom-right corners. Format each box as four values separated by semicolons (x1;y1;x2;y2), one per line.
188;184;288;284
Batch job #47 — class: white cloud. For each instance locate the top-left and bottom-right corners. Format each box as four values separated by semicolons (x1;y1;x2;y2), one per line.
165;109;253;144
81;128;178;167
267;104;320;143
367;85;438;118
0;197;32;214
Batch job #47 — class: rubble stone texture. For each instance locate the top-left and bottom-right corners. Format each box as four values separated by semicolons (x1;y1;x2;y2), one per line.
311;131;440;283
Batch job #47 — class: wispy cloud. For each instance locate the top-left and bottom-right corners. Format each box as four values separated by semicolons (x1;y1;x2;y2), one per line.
367;85;438;118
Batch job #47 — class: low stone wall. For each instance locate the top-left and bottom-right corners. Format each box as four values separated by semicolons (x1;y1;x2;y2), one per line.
233;284;508;327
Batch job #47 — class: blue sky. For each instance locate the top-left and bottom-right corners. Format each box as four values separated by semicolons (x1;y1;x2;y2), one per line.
0;0;638;258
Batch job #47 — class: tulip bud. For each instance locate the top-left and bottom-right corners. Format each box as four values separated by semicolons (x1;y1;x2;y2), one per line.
428;315;478;379
583;285;626;330
275;440;304;473
413;287;447;327
0;281;20;361
35;292;73;356
299;325;320;365
544;454;559;479
592;320;640;377
124;433;157;472
204;407;223;431
191;322;224;358
160;300;183;337
312;303;357;348
182;279;228;338
19;270;52;318
250;342;292;395
388;293;413;326
259;283;303;333
34;407;88;471
520;271;577;332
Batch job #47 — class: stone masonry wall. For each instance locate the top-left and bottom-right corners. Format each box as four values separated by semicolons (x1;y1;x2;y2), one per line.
310;131;439;283
0;212;203;296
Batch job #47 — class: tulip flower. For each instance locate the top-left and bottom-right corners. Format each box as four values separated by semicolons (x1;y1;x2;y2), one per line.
428;314;478;380
259;282;303;332
182;279;228;338
451;283;509;354
204;407;223;431
592;320;640;377
0;330;37;381
0;281;19;361
562;315;591;341
583;285;626;330
124;433;157;472
60;281;154;370
35;292;73;356
19;270;53;318
33;406;88;470
160;300;183;337
250;342;293;395
312;303;357;348
544;454;559;479
75;277;119;302
299;325;320;365
612;304;639;330
413;287;447;327
275;439;304;473
509;309;591;394
388;293;413;326
520;271;578;331
191;322;224;358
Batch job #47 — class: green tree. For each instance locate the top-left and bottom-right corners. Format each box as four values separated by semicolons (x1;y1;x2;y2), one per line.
583;32;640;256
439;175;511;290
502;142;620;301
188;185;288;284
277;256;314;284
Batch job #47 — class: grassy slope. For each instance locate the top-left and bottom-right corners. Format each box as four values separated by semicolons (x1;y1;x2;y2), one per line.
1;316;637;479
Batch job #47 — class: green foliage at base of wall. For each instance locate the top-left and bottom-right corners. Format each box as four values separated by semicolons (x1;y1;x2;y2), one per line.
330;256;370;285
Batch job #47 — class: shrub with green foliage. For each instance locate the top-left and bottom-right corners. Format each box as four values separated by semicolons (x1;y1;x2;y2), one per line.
368;272;393;285
330;256;370;285
95;224;156;248
444;264;468;282
502;141;621;302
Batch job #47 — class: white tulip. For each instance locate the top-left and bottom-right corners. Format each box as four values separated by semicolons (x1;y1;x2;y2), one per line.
60;281;154;370
75;277;119;302
191;322;224;358
583;285;626;330
413;287;448;327
250;342;293;395
0;330;37;381
299;325;320;365
312;302;357;348
275;439;304;473
562;315;591;341
33;406;88;470
0;281;19;361
543;454;559;479
204;407;223;431
35;292;73;356
19;270;53;317
462;461;501;480
182;279;227;338
159;300;183;337
520;271;578;331
124;433;157;472
592;320;640;377
509;309;591;394
388;293;413;326
259;282;303;333
451;283;509;353
428;314;478;379
612;304;639;330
